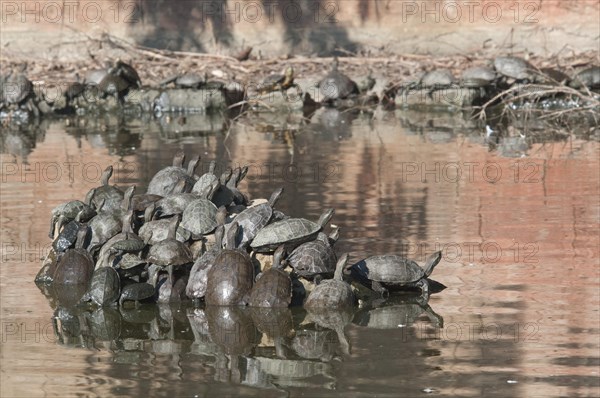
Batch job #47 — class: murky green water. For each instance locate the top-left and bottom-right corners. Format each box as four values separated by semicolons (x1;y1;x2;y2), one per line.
1;109;599;397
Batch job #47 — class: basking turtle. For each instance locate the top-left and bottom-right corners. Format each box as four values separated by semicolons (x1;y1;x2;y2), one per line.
192;160;220;196
304;254;354;309
53;227;94;285
494;56;534;82
461;66;497;88
250;208;334;253
85;267;121;306
318;57;359;101
119;283;155;306
180;197;220;238
87;165;124;212
154;179;200;218
87;186;135;253
147;152;199;196
138;204;192;244
109;59;141;89
52;210;89;253
258;66;296;94
286;229;338;282
175;73;204;89
205;222;255;306
230;187;283;247
210;167;237;208
3;69;33;104
350;251;442;300
49;194;96;239
248;246;292;308
96;210;145;268
420;69;456;88
186;225;225;300
569;66;600;89
146;215;193;285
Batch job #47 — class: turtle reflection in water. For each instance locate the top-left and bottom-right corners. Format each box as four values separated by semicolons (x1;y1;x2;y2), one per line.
353;295;444;329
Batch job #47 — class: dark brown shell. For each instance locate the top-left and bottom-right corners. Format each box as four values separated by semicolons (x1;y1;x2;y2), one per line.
53;249;94;285
248;268;291;307
304;279;354;309
205;249;254;305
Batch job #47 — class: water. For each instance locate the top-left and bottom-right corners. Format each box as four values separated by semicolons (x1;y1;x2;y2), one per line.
1;109;599;397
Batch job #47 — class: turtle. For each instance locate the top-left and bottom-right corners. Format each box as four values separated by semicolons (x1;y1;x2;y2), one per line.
569;66;600;89
494;56;534;82
461;66;497;88
186;224;225;300
97;74;131;100
258;66;296;94
318;57;359;102
420;69;456;88
286;229;338;282
248;246;292;308
250;208;335;253
48;194;96;239
87;186;135;253
180;197;220;238
146;215;193;285
85;267;121;306
304;254;355;309
96;210;145;268
349;251;443;300
119;283;155;306
131;193;163;213
205;222;255;306
319;57;359;102
52;210;89;253
138;210;192;245
3;69;33;104
210;167;236;208
147;152;199;196
109;59;141;89
52;227;94;285
154;179;201;218
175;73;204;88
230;187;283;247
87;165;124;212
192;160;220;196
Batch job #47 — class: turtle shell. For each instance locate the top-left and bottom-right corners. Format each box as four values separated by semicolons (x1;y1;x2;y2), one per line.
303;279;354;309
181;198;218;236
89;267;121;306
352;254;425;285
287;238;336;280
186;248;220;299
147;239;192;266
147;167;194;196
119;283;155;305
205;249;254;306
230;203;273;247
461;66;496;87
88;213;121;251
155;193;198;217
53;248;94;285
90;185;124;212
494;56;533;80
250;218;322;252
111;234;145;252
4;73;33;104
421;69;455;87
84;69;109;85
319;71;359;101
248;268;292;308
52;219;81;253
176;73;203;88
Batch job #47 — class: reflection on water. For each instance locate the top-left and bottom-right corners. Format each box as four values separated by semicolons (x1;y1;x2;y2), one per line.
1;109;599;397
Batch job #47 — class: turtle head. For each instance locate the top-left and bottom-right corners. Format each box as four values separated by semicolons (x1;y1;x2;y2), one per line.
335;253;350;280
284;66;294;78
101;165;114;186
317;208;335;228
273;245;286;270
172;151;186;168
122;186;136;210
268;187;284;207
423;251;442;277
187;154;201;176
225;221;240;249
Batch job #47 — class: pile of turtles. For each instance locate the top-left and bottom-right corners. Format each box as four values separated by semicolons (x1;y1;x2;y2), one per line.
36;152;444;309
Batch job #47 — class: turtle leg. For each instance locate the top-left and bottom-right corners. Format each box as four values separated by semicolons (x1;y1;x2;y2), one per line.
416;278;430;302
372;281;389;298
